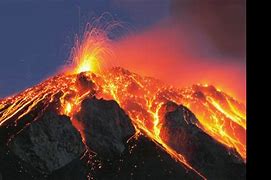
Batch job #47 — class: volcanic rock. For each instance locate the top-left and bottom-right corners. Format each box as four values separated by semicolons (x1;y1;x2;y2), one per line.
49;135;203;180
8;111;85;174
159;101;246;179
76;72;97;94
76;97;136;158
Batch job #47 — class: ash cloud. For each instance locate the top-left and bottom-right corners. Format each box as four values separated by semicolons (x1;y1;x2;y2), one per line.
171;0;246;59
111;0;246;102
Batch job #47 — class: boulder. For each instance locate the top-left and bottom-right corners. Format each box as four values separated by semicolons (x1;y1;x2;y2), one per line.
159;101;246;179
8;111;85;174
76;97;136;158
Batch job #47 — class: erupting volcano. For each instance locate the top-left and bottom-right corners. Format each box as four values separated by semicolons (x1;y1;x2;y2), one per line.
0;19;246;180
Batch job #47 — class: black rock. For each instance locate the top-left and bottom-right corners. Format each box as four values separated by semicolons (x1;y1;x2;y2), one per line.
49;135;203;180
76;97;136;158
8;111;85;174
159;101;246;179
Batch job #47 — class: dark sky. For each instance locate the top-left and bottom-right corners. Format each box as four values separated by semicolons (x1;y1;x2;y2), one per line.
0;0;245;98
171;0;246;58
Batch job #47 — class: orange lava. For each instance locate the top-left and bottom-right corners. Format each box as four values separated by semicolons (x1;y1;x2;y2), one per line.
95;68;246;161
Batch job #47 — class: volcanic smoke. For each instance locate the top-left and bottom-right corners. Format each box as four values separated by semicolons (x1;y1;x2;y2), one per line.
0;15;246;179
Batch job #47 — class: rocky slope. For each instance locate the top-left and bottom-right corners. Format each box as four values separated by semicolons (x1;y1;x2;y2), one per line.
0;68;246;179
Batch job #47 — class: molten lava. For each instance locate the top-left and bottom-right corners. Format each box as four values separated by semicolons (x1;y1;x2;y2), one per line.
95;68;246;161
0;20;246;179
66;21;113;75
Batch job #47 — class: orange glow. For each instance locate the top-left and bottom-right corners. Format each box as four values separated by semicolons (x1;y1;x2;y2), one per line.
68;28;106;74
75;56;99;74
179;84;246;160
64;102;72;115
65;15;116;75
94;69;246;161
111;21;246;104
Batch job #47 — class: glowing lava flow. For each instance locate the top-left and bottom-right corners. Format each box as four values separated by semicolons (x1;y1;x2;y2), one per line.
179;84;246;159
96;72;205;177
93;68;246;162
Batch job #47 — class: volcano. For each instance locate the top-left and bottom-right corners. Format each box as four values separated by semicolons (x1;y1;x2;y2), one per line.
0;18;246;179
0;66;246;180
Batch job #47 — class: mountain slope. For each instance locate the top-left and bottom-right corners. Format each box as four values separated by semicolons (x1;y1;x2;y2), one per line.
0;67;246;179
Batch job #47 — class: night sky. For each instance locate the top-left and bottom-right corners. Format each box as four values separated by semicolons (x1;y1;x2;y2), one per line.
0;0;245;98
